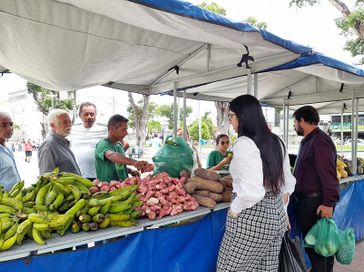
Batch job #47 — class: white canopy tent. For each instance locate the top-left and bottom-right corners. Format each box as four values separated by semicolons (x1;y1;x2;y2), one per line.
165;52;364;108
1;0;364;171
0;0;310;93
173;52;364;173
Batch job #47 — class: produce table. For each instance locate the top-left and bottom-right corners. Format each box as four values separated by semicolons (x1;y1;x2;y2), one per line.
1;176;363;271
339;174;364;184
0;203;229;264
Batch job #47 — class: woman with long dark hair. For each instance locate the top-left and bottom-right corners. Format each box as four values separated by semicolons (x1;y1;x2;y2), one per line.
217;95;296;272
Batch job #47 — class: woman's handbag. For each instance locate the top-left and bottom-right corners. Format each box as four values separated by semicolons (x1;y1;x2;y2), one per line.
279;232;307;272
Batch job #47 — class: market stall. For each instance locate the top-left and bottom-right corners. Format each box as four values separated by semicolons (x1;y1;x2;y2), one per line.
1;0;364;271
0;179;362;271
0;204;228;271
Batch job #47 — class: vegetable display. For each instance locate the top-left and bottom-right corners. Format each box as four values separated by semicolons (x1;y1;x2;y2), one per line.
0;169;141;251
123;173;199;220
183;169;232;208
0;165;232;252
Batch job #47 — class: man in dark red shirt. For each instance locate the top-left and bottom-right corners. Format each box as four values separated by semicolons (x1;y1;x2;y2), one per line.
293;105;339;272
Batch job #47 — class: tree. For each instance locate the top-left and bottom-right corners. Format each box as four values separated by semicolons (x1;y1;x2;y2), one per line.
246;16;268;30
156;104;193;129
199;1;226;15
189;122;211;142
127;92;151;148
127;99;161;138
127;99;157;128
188;112;216;141
27;82;74;139
214;101;230;135
147;120;162;135
289;0;364;64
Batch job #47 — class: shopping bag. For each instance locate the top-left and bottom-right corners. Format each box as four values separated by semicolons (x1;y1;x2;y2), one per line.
304;218;321;247
336;228;355;265
152;136;194;177
279;232;307;272
305;218;341;257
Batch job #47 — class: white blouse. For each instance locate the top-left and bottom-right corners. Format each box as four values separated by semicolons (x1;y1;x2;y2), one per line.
230;136;296;213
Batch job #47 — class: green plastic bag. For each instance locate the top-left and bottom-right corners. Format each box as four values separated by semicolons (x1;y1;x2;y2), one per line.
336;228;355;265
304;219;321;247
304;218;341;257
152;136;194;177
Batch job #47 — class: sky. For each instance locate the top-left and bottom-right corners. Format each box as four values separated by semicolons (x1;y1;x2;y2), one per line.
0;0;361;120
189;0;360;65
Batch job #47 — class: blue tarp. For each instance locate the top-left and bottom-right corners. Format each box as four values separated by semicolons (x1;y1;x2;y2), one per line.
263;52;364;77
131;0;312;54
0;210;227;272
288;179;364;269
334;179;364;241
289;179;364;242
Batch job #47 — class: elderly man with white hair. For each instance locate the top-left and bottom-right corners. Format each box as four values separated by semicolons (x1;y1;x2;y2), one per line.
38;109;81;175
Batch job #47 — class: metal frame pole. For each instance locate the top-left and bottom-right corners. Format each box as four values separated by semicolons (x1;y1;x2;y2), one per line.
173;82;178;138
183;90;187;138
351;96;358;175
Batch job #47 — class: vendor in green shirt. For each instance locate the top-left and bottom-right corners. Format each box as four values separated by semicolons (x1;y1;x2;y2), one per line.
206;134;232;171
95;114;149;182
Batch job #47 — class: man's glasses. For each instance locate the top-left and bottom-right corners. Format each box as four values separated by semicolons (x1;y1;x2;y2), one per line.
228;113;236;120
0;123;13;129
219;141;230;145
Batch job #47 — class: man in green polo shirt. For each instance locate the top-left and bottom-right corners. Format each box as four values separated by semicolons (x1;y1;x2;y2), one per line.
95;114;149;182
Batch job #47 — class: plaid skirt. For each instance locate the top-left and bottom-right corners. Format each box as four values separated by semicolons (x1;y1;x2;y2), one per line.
217;192;286;272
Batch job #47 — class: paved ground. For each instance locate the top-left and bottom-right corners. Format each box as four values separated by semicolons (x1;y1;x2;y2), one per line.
335;240;364;272
13;150;364;271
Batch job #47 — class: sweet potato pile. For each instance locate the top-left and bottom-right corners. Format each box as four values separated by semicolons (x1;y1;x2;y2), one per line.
124;173;199;220
184;169;233;208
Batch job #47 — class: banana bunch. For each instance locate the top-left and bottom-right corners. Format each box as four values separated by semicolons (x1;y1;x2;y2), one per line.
71;185;142;233
15;198;88;246
0;170;142;251
336;159;348;179
0;186;26;251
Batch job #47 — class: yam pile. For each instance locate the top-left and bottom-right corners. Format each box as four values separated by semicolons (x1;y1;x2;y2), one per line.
184;168;233;208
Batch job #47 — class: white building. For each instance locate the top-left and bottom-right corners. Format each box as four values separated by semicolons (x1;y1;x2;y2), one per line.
6;90;43;142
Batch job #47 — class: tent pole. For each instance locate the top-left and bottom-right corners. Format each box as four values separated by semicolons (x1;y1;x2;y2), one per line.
72;90;77;123
283;100;286;144
351;93;358;175
254;73;258;98
285;104;289;148
247;69;252;95
198;101;202;154
173;82;178;138
177;97;180;130
206;44;211;72
340;106;344;157
183;90;187;138
354;97;359;175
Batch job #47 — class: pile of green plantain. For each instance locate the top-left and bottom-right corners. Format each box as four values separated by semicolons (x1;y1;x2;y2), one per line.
0;168;142;251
